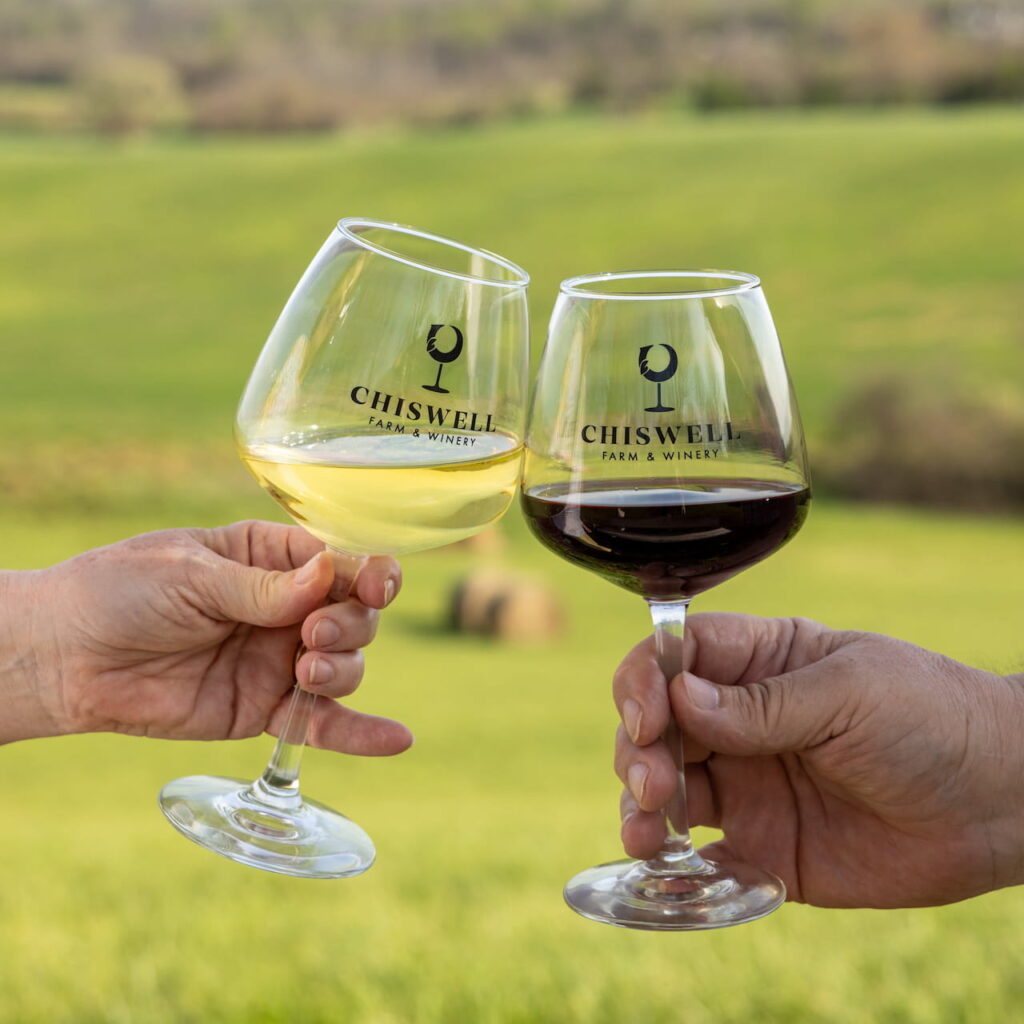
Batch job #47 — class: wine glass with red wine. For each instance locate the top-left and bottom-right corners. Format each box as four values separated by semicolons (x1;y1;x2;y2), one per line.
521;270;810;930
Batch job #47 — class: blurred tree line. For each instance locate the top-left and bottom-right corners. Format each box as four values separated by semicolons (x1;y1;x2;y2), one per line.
0;0;1022;135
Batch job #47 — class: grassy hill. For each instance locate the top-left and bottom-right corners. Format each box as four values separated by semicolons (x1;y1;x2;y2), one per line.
1;107;1022;518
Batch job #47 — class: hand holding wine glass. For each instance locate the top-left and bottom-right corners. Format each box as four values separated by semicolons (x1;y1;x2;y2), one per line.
160;218;529;877
522;270;810;929
613;613;1024;909
0;521;410;752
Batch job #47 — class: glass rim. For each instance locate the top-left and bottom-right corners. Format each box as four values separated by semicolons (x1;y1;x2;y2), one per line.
336;217;530;289
560;269;761;301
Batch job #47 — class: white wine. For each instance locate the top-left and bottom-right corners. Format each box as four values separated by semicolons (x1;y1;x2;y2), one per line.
240;430;523;555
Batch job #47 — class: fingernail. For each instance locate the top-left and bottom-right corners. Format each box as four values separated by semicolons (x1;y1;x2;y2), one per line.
383;577;397;607
308;656;333;686
311;619;341;650
627;763;648;804
295;554;323;587
622;698;643;743
685;672;720;711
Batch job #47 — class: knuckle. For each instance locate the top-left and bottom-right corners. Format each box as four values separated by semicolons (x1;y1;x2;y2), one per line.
360;608;380;643
255;569;282;608
331;605;379;648
612;660;632;695
338;650;366;689
737;678;782;738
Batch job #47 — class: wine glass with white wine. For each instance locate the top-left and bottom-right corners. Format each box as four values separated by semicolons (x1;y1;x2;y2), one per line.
159;217;529;878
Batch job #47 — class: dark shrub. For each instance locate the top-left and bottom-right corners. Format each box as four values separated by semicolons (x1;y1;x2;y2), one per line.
817;374;1024;512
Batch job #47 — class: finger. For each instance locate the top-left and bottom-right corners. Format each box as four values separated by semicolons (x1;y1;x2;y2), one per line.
682;762;718;828
685;613;838;684
296;649;365;700
322;550;401;606
620;790;667;860
669;658;862;758
682;735;711;763
202;521;326;572
198;550;334;628
346;555;402;610
618;770;716;864
302;603;380;653
612;639;672;746
613;725;679;813
306;700;413;757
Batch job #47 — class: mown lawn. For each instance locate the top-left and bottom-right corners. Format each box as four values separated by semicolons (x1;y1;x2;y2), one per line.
1;499;1022;1023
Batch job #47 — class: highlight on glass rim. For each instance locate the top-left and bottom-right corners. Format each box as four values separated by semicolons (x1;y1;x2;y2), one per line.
2;2;1023;1019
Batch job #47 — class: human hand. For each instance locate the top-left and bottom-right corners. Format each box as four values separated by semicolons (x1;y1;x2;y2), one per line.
613;614;1024;908
1;521;412;755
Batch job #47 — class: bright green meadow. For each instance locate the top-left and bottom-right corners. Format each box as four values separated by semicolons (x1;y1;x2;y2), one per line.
1;108;1023;1022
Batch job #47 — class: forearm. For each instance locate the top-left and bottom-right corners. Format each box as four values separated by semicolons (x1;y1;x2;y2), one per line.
0;570;64;744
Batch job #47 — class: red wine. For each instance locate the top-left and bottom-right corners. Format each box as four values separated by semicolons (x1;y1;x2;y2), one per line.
521;478;810;600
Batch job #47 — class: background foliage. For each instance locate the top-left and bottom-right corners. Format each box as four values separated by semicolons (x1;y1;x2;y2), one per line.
0;1;1023;134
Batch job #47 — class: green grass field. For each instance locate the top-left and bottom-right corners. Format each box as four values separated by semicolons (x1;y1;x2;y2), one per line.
2;503;1024;1024
1;108;1023;1022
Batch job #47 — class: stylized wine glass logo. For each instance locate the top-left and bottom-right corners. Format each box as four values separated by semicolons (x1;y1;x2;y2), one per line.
422;323;465;394
638;343;679;413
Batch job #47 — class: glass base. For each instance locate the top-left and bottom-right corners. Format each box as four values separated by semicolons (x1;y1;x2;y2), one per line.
159;775;375;879
564;855;785;931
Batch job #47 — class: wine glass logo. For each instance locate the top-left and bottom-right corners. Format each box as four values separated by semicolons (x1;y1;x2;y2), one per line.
422;323;465;394
638;344;679;413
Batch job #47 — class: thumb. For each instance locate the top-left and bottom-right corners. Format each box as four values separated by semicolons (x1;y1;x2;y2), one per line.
200;551;334;628
671;660;857;757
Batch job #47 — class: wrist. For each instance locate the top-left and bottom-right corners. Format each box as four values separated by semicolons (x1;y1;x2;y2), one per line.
0;569;66;744
985;670;1024;891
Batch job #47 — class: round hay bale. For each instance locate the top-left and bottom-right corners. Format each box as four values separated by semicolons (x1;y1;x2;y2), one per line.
450;568;565;643
488;580;565;642
449;567;513;633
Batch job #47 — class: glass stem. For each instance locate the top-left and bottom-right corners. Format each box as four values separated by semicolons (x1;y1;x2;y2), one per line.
252;656;316;810
247;549;363;813
643;598;710;876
